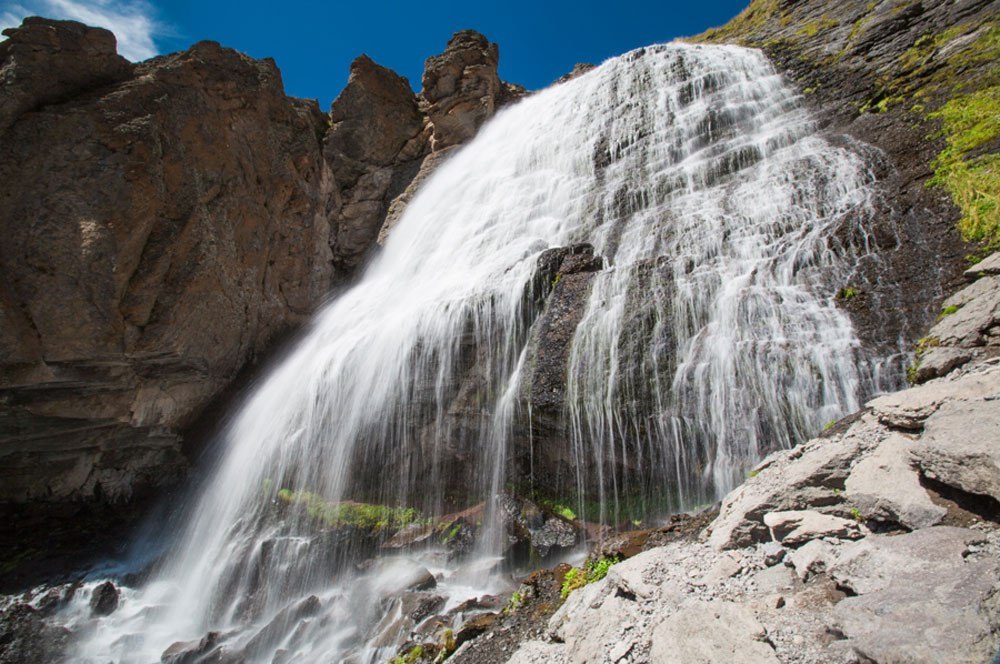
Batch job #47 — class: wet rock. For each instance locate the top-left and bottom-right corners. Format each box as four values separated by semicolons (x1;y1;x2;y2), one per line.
844;433;946;529
763;510;863;547
913;398;1000;503
650;601;780;663
89;580;119;616
161;631;224;664
0;602;70;664
407;568;437;591
455;612;499;648
241;595;321;660
498;493;579;560
404;593;445;623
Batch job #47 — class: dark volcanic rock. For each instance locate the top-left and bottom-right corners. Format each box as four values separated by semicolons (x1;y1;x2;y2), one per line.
89;580;119;616
324;55;428;278
0;17;132;136
0;602;70;664
0;28;333;509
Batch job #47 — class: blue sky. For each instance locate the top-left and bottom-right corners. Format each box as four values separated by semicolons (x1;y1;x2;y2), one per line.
1;0;749;107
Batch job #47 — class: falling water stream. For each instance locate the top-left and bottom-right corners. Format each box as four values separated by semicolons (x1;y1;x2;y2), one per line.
54;42;898;662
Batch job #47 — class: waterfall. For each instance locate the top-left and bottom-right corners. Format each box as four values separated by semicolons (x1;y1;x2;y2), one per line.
64;42;893;662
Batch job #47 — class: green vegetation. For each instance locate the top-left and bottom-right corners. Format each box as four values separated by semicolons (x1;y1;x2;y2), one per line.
796;15;839;39
837;286;860;301
561;556;622;600
440;628;456;656
916;336;941;353
850;506;864;523
504;590;523;614
928;85;1000;251
695;0;998;252
692;0;784;45
275;489;420;530
906;335;942;384
938;304;961;319
391;645;424;664
822;419;837;431
440;522;464;544
560;567;585;599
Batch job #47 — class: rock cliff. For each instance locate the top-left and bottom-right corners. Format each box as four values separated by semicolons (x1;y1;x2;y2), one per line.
0;19;519;521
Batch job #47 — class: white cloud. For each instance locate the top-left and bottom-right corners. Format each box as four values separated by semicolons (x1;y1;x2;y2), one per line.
1;5;31;33
0;0;163;62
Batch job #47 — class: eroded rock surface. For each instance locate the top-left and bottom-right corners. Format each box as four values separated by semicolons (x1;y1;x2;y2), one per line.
0;20;524;523
0;26;334;506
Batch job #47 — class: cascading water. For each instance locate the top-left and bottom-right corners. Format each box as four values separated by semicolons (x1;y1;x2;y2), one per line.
58;42;898;662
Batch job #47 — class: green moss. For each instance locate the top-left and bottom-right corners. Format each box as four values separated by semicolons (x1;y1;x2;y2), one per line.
822;419;837;431
393;645;424;664
276;489;420;531
441;522;463;544
560;556;621;600
560;567;585;599
691;0;783;45
928;86;1000;251
504;590;523;614
836;286;860;300
796;16;839;38
938;304;961;319
916;336;940;354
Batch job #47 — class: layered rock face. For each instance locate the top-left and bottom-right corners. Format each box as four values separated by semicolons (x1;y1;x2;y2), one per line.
0;19;519;510
0;22;334;505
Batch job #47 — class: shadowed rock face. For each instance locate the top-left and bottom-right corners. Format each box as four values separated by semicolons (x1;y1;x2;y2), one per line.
0;20;522;514
0;27;334;504
0;17;132;137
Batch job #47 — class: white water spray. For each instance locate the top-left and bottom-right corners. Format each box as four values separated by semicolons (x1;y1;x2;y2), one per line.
62;42;891;662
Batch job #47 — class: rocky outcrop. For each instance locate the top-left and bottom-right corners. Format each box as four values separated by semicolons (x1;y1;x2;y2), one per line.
0;23;334;506
0;19;523;518
421;30;524;151
911;252;1000;381
373;30;527;247
0;17;132;136
497;356;1000;664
